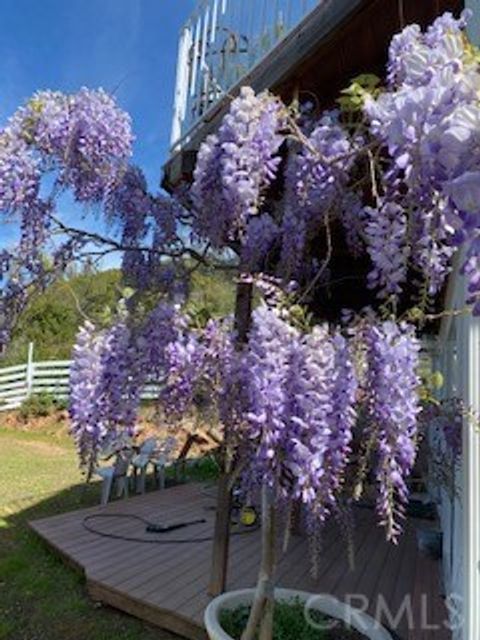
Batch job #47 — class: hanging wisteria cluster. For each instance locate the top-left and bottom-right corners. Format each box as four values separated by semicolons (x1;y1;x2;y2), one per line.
69;321;106;475
363;9;479;303
191;87;286;248
69;301;189;475
363;321;421;541
161;317;234;420
280;111;356;279
0;88;192;350
243;306;359;524
8;88;134;202
69;318;142;477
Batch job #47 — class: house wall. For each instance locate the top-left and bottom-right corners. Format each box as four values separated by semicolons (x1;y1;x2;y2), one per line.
437;252;480;638
430;6;480;635
458;11;480;640
437;315;465;640
467;0;480;38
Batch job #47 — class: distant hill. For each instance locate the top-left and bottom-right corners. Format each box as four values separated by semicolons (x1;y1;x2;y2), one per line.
2;265;236;366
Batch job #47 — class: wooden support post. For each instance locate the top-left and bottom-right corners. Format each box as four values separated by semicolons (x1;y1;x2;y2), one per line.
233;278;254;344
208;472;234;596
208;277;253;596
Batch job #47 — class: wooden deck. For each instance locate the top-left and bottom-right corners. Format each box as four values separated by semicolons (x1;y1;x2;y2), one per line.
30;483;451;640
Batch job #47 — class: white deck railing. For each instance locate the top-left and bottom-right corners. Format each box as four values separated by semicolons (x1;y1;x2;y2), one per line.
171;0;322;149
0;351;161;412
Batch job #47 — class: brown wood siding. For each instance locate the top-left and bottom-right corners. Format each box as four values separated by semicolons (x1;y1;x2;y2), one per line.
276;0;465;109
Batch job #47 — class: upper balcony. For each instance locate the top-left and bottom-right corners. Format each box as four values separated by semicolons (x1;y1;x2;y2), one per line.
169;0;359;152
165;0;463;190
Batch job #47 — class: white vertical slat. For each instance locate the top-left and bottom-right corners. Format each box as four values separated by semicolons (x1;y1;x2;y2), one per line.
171;25;193;146
207;0;220;102
200;5;211;68
198;5;212;116
26;342;34;398
212;0;223;94
459;300;480;640
190;17;202;99
180;28;193;125
210;0;219;44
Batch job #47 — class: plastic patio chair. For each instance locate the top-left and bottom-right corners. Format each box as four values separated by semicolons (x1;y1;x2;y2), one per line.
95;449;133;506
151;436;177;490
131;437;158;494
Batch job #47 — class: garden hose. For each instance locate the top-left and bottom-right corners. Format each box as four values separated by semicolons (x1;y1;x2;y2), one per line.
82;511;259;544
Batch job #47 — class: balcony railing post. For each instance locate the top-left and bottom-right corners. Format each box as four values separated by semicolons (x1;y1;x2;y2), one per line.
171;25;192;147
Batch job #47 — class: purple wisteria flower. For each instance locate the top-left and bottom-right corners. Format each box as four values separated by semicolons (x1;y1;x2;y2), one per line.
364;11;480;306
191;88;285;247
363;321;421;542
241;305;358;523
364;202;409;297
8;88;133;201
70;302;186;473
69;321;108;475
280;111;354;279
0;132;40;212
242;214;280;272
162;317;234;419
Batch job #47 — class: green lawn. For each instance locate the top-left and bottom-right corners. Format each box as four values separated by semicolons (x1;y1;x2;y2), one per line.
0;428;177;640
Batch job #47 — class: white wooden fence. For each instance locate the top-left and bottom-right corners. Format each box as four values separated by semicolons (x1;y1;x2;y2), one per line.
0;344;160;412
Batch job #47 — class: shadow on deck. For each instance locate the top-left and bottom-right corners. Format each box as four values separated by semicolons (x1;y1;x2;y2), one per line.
29;482;451;640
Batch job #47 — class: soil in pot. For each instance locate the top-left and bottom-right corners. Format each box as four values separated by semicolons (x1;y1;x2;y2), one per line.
219;598;366;639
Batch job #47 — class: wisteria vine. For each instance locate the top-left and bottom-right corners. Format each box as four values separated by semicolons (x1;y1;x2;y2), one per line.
2;13;477;560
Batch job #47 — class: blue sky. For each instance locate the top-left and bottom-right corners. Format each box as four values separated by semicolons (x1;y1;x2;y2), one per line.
0;0;194;249
0;0;194;182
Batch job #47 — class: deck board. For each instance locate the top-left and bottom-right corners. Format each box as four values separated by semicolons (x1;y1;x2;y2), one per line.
30;482;451;640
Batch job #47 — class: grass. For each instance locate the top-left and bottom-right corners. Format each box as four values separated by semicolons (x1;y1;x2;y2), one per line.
0;426;178;640
219;600;365;640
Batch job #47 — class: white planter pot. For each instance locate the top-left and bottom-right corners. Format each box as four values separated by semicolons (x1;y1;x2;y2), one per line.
204;588;394;640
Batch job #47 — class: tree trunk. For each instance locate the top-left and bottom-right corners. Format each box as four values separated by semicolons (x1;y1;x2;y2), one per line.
241;485;277;640
208;277;253;596
234;279;253;344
